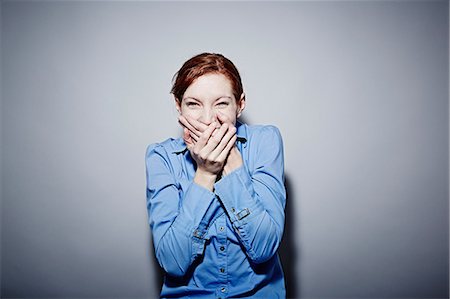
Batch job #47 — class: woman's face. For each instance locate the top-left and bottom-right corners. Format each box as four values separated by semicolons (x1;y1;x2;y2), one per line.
176;73;245;126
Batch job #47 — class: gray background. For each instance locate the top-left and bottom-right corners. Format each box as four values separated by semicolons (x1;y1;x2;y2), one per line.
1;1;449;298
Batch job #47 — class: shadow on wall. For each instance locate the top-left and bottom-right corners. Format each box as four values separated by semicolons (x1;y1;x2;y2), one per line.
149;243;164;296
279;173;299;299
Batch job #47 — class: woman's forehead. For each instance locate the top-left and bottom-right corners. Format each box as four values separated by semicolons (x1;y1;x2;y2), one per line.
184;73;234;100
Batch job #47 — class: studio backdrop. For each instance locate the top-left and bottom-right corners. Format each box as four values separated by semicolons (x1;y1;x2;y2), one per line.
1;1;448;298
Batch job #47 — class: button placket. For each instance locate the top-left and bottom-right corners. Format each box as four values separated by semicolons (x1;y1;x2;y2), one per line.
216;214;227;295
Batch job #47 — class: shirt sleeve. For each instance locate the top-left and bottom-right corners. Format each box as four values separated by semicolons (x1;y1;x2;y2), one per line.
213;125;286;264
145;143;222;277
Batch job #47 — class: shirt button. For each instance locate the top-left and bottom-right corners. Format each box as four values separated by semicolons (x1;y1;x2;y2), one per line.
221;287;226;293
231;207;236;213
219;226;225;232
220;267;225;273
220;246;225;251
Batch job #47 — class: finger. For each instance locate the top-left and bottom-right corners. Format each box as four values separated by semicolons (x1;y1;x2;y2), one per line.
178;116;201;140
190;131;199;142
179;115;205;140
185;128;200;142
195;123;217;149
216;134;237;162
178;115;210;139
216;111;232;125
209;125;237;160
211;125;222;137
199;123;230;156
184;115;209;133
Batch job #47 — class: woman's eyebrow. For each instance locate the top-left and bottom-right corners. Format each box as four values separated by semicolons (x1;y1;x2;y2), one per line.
183;96;232;102
183;97;200;101
215;96;232;101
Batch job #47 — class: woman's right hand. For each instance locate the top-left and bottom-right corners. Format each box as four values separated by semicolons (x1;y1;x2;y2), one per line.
183;121;237;190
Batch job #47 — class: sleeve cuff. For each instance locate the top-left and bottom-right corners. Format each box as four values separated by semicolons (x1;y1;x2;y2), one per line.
174;181;217;237
214;166;263;227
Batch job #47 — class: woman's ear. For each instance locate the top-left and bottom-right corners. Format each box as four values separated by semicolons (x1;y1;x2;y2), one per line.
174;96;181;114
237;93;246;118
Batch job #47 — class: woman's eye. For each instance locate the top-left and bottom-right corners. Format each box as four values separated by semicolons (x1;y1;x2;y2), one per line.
217;102;229;107
186;102;199;107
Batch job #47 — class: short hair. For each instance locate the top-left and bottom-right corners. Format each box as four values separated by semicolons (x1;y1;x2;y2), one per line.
171;52;244;102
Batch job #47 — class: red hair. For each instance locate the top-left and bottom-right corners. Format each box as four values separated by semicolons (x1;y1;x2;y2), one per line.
171;53;244;102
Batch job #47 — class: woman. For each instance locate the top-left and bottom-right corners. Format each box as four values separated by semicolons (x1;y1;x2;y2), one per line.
145;53;286;298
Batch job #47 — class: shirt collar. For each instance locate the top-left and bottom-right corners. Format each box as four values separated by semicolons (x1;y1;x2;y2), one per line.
172;120;248;155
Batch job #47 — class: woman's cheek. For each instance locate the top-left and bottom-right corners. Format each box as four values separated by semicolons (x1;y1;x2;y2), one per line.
224;109;238;124
181;110;199;120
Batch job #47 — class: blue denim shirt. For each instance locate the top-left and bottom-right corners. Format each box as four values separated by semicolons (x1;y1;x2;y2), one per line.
145;121;286;298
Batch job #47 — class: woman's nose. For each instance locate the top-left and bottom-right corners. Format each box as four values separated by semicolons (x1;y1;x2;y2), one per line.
199;109;216;125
